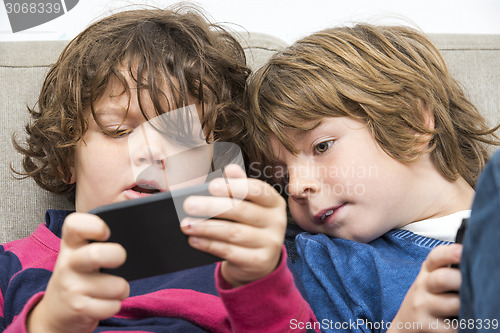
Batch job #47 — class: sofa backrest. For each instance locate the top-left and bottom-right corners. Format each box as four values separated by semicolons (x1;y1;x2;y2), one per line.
1;32;499;244
428;34;500;132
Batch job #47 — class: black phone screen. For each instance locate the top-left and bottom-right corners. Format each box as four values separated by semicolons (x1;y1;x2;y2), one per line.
90;183;221;281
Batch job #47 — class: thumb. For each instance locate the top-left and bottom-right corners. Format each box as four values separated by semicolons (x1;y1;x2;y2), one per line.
223;164;246;178
423;244;462;272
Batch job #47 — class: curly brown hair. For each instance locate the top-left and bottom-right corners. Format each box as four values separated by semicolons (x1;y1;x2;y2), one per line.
248;24;499;187
13;6;250;195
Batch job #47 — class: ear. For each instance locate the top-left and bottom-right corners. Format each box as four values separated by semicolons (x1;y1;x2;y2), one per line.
417;103;435;150
422;103;435;131
68;167;76;184
62;166;76;184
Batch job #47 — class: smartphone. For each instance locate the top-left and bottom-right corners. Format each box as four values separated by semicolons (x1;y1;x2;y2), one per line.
89;183;221;281
454;218;468;244
451;217;468;269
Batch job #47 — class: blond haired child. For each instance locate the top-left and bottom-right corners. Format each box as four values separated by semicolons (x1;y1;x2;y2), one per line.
247;24;499;332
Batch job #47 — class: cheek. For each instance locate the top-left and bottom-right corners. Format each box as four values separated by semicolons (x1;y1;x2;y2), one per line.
342;154;389;198
288;200;310;229
77;140;131;176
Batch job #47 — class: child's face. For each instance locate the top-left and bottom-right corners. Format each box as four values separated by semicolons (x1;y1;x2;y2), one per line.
72;73;205;213
271;116;426;243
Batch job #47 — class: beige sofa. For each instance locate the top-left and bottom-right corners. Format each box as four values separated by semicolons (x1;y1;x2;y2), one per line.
1;32;499;244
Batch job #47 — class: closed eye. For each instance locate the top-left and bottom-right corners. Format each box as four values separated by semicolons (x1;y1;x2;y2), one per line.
114;129;132;138
102;127;133;138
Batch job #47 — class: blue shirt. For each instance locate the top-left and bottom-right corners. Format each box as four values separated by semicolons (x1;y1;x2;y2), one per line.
293;230;451;332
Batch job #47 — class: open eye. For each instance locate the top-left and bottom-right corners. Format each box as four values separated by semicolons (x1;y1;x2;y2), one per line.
314;140;334;154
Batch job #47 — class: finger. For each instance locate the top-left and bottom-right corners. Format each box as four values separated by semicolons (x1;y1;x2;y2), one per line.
84;274;130;300
426;266;462;294
183;196;281;228
62;213;110;249
69;296;123;321
427;293;461;318
181;218;280;248
187;237;279;269
184;195;241;220
69;242;127;273
207;165;248;201
208;177;248;200
222;164;247;178
207;177;285;210
423;244;462;272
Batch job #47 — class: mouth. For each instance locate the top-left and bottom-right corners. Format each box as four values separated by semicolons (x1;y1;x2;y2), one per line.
123;180;166;200
313;203;347;225
130;183;161;195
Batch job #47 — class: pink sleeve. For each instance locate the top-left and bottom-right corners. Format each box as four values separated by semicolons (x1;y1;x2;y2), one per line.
215;246;319;332
3;292;44;333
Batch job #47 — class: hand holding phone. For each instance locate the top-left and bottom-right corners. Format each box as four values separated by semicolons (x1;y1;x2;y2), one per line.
181;165;287;287
90;183;221;281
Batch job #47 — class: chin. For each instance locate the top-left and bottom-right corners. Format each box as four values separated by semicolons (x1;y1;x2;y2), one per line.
347;232;378;244
293;219;314;233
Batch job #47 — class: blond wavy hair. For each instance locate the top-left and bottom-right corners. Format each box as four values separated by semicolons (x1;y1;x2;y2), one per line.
248;24;499;187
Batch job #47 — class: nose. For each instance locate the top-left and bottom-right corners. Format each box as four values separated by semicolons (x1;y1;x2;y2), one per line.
133;146;165;168
287;161;320;200
130;124;167;169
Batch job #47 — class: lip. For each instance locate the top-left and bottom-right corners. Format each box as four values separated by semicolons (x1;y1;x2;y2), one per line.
137;179;165;191
123;180;167;200
313;203;347;225
123;188;155;200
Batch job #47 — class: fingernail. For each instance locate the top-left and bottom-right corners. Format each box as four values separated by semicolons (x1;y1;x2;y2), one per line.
103;226;111;240
180;218;193;228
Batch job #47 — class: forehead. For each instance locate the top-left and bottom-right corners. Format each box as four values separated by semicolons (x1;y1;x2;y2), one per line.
106;65;176;96
269;116;356;159
92;68;204;135
93;66;176;116
273;118;319;143
269;129;307;162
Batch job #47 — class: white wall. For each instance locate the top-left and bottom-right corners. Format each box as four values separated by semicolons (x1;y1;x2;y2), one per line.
1;0;500;42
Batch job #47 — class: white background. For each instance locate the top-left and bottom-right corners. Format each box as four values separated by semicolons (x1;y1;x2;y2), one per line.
1;0;500;43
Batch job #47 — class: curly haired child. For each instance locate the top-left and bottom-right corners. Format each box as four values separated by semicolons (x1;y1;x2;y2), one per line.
0;7;316;333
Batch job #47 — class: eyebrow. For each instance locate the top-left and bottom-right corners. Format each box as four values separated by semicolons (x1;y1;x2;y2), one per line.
294;130;309;141
94;105;128;114
275;123;325;159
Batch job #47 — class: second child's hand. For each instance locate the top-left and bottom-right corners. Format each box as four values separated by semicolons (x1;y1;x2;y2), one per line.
388;244;462;333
